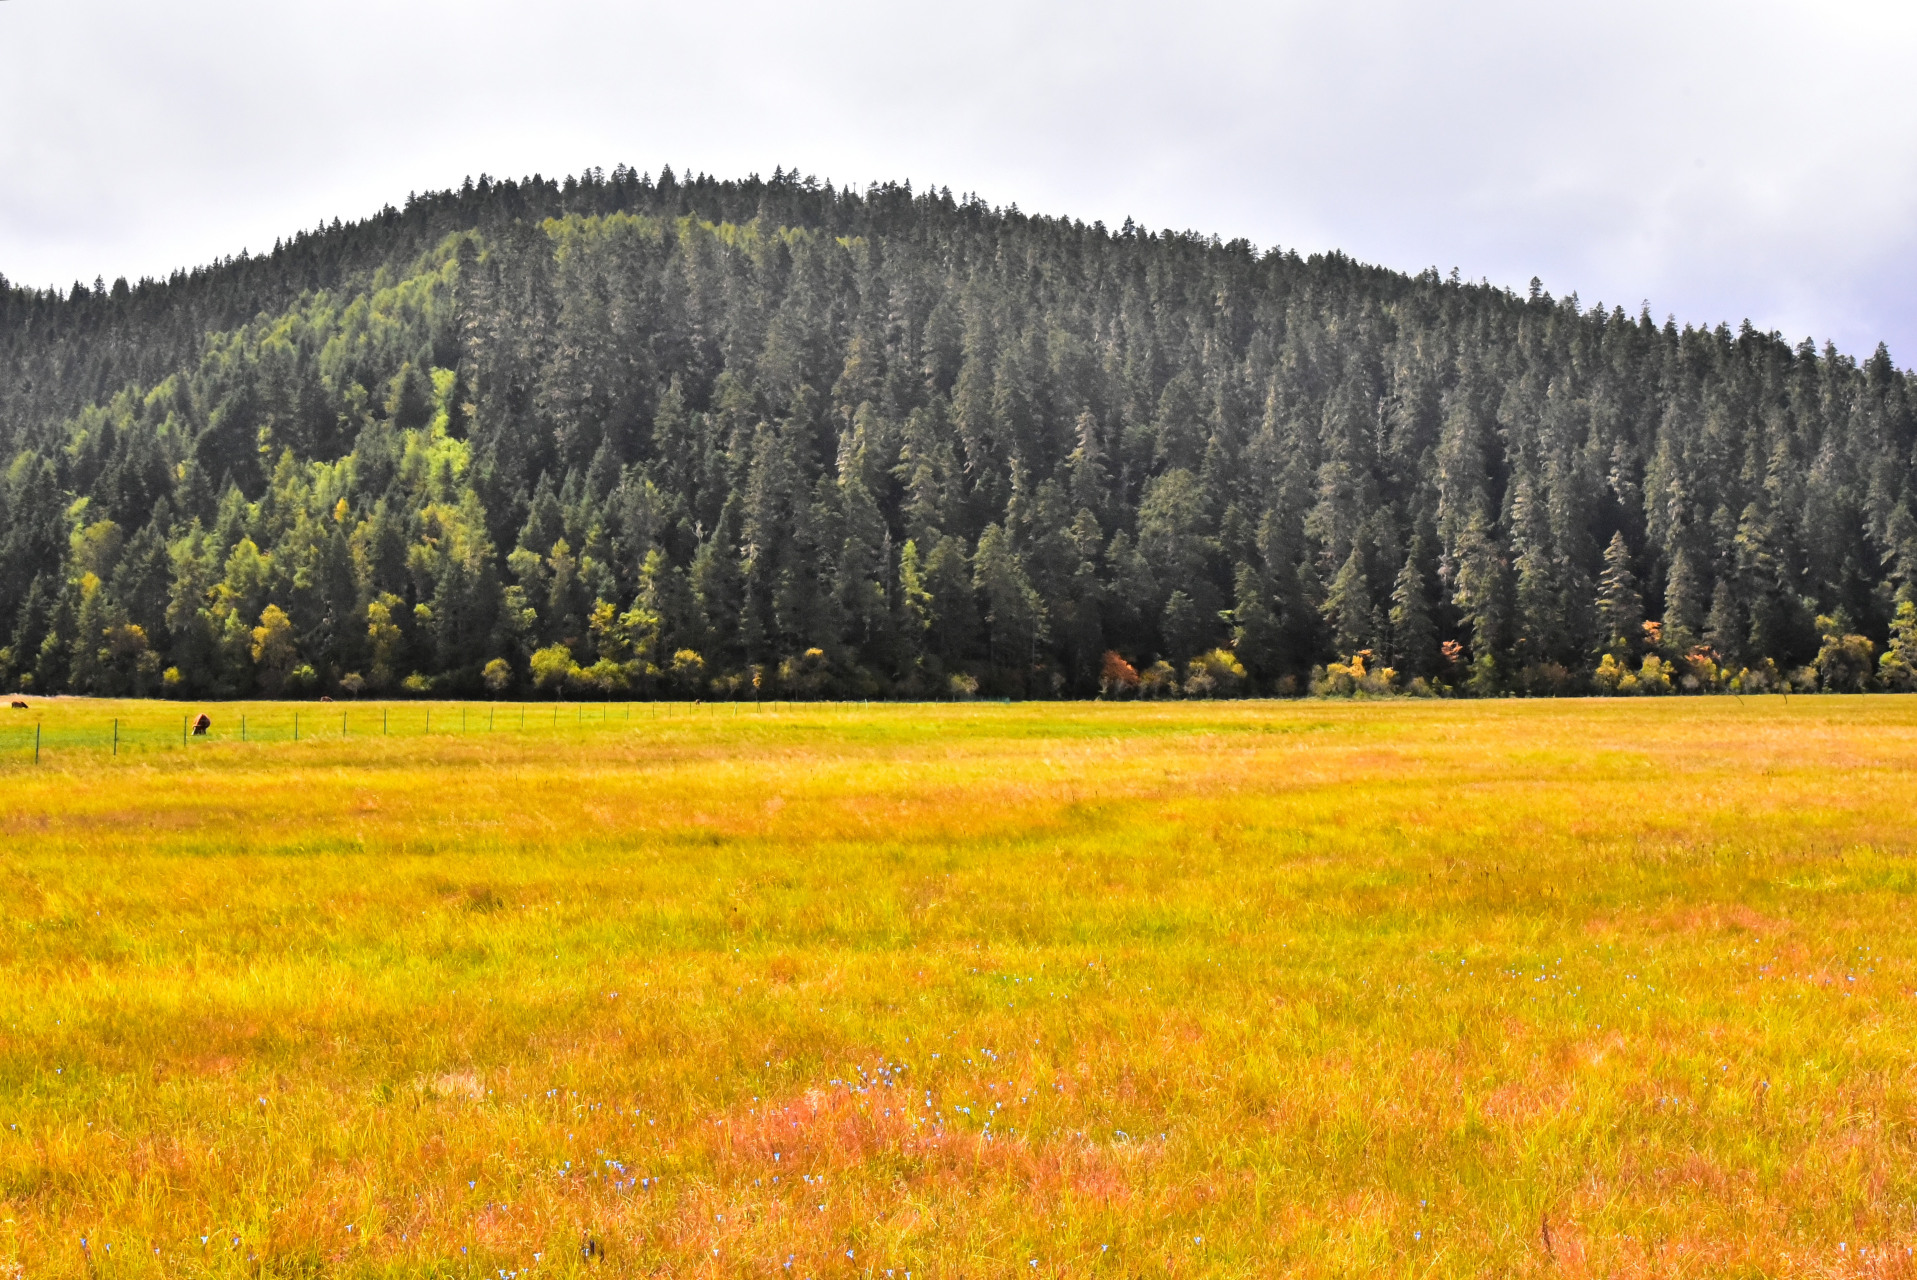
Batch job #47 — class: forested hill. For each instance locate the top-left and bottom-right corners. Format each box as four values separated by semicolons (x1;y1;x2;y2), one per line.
5;166;1916;702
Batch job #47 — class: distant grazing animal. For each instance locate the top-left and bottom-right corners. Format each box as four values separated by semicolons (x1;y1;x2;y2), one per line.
9;700;26;710
193;713;212;736
320;696;334;703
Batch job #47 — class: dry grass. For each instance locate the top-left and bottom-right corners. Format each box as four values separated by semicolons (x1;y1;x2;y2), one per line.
3;696;1917;1277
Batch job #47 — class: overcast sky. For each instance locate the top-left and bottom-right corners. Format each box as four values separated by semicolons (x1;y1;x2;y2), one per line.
4;1;1916;362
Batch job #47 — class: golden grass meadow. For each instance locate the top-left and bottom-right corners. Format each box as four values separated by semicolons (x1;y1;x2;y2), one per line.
3;696;1917;1278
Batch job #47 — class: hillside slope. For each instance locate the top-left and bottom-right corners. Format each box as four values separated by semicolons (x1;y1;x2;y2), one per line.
3;167;1914;699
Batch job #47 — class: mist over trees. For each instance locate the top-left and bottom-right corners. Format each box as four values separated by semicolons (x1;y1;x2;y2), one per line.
4;166;1916;700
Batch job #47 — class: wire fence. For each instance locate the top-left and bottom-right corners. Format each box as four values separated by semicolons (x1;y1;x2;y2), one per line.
0;699;877;763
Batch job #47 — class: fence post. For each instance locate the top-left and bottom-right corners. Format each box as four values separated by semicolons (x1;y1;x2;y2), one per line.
384;708;388;736
425;709;431;735
182;716;187;747
35;723;41;764
343;711;348;738
294;712;299;742
242;714;247;742
113;718;118;757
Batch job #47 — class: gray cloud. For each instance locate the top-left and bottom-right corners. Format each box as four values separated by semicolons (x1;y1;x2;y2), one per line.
3;0;1915;359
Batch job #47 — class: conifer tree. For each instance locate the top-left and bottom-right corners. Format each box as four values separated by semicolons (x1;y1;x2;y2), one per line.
1705;577;1745;667
1160;591;1205;664
1454;512;1511;668
1596;532;1644;656
1388;546;1435;676
1322;546;1377;658
1229;563;1282;681
1662;546;1706;653
974;523;1041;674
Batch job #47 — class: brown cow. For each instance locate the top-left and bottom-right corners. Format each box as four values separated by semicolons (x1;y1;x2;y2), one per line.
192;713;212;736
9;700;26;710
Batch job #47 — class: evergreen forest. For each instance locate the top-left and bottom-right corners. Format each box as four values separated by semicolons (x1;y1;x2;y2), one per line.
5;166;1917;701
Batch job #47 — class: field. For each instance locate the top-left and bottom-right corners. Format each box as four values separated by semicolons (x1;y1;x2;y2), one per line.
3;697;1917;1278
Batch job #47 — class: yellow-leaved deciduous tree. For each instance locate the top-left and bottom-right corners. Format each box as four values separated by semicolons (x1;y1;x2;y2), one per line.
898;540;934;639
250;604;299;695
218;537;273;631
573;660;629;697
586;600;624;661
617;593;665;672
669;649;705;694
366;594;405;690
777;647;831;698
1597;652;1675;696
67;572;115;693
482;658;514;694
102;622;161;694
1633;654;1675;694
529;643;576;696
1878;600;1917;692
1183;648;1248;698
544;539;585;643
69;517;124;578
1814;614;1877;692
1137;660;1179;699
1310;650;1396;697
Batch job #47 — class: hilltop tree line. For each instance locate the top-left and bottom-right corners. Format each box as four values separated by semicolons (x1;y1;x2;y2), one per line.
5;165;1917;701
